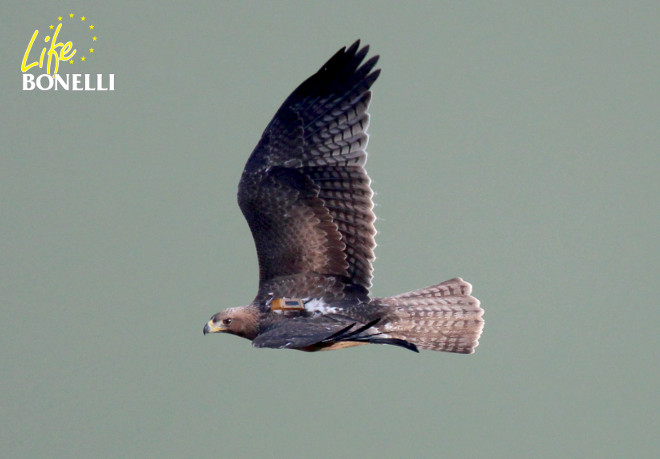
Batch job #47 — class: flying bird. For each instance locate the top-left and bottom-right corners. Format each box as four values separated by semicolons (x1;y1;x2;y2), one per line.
203;41;484;353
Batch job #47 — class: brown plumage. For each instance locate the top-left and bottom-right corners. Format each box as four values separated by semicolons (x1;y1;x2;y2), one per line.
203;41;484;353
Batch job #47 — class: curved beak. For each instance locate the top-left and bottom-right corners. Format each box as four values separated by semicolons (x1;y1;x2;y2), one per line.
203;320;226;335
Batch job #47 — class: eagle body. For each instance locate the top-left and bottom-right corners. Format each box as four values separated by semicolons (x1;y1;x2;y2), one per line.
204;41;484;354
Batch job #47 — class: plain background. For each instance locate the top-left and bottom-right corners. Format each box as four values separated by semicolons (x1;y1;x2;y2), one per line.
2;2;659;458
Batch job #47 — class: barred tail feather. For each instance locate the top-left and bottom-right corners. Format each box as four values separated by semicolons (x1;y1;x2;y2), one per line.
376;278;484;354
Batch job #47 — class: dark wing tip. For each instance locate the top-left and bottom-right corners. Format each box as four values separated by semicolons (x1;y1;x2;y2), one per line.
368;338;420;353
282;40;380;108
327;39;380;79
323;39;367;70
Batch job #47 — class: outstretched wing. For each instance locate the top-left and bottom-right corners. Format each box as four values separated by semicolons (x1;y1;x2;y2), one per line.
238;41;380;304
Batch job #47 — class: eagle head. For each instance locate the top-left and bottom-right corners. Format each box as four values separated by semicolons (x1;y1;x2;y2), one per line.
203;305;260;340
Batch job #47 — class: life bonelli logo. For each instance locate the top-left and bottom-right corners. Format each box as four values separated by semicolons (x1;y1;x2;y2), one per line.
21;13;114;91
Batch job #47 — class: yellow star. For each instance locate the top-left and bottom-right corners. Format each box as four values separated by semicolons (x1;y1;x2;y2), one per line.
58;16;62;21
69;13;74;18
89;48;95;53
81;56;86;61
70;59;74;63
49;25;54;29
92;36;97;41
81;16;86;21
89;25;94;30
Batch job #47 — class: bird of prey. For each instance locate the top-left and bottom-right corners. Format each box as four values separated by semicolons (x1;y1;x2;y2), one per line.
203;41;484;353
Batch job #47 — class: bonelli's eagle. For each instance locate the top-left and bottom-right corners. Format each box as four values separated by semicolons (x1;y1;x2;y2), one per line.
204;41;484;353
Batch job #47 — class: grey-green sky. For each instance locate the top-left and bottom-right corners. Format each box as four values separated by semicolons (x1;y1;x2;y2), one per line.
2;2;659;458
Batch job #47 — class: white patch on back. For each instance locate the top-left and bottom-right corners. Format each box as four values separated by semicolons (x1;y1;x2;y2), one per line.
304;298;339;316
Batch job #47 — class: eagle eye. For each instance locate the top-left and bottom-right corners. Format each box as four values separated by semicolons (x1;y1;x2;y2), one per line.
222;318;232;326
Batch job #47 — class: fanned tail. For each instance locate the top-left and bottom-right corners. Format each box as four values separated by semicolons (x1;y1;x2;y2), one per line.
374;278;484;354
